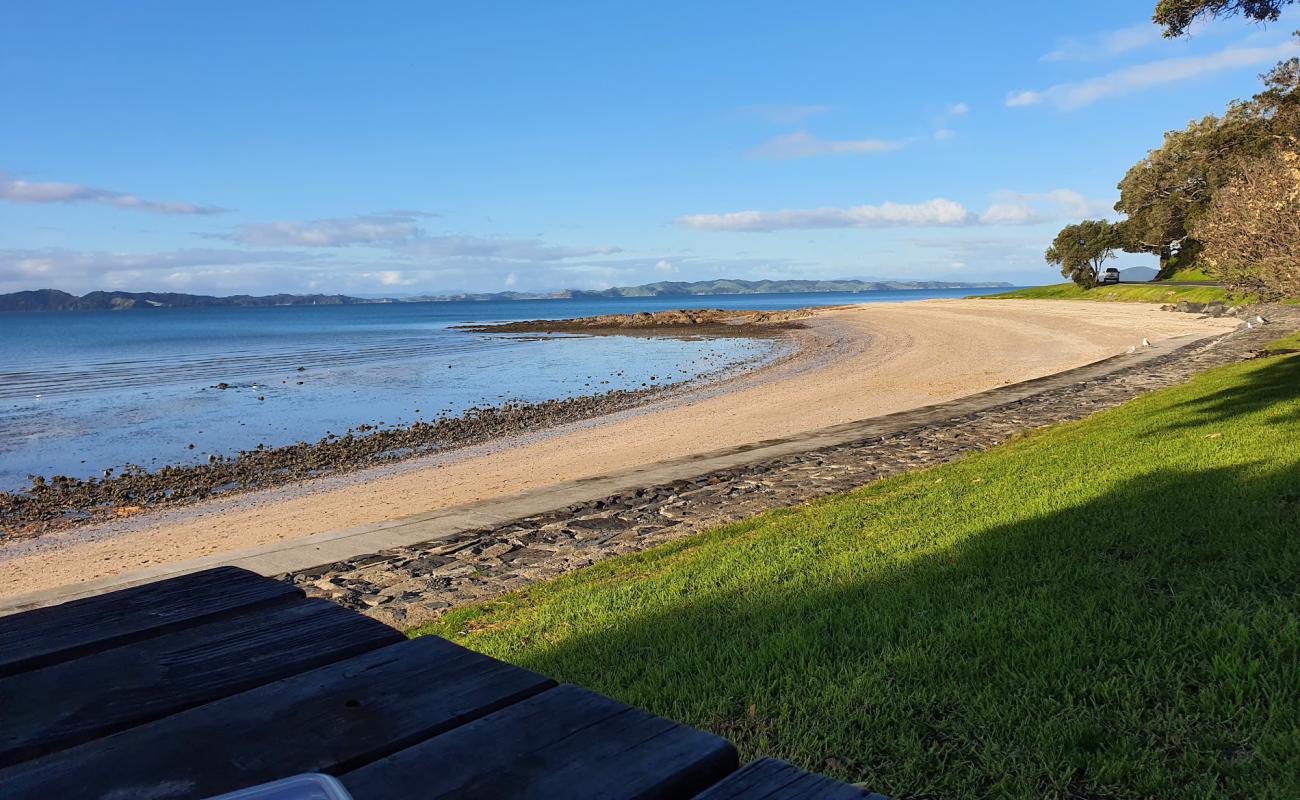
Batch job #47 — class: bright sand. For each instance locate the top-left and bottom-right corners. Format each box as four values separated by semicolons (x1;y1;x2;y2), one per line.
0;299;1240;597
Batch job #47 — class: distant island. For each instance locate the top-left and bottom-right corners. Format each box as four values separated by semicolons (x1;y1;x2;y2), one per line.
0;279;1013;312
404;278;1015;302
0;289;373;312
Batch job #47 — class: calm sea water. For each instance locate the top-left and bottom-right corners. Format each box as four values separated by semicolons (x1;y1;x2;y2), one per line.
0;288;1009;490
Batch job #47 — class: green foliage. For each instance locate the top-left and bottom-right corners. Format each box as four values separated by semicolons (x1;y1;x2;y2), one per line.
1113;110;1270;272
415;347;1300;798
1154;0;1294;36
1044;35;1299;288
1194;144;1300;300
982;282;1242;303
1044;220;1123;288
1164;265;1215;281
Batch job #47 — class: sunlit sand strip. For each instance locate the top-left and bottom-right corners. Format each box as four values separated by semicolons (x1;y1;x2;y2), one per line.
0;299;1239;599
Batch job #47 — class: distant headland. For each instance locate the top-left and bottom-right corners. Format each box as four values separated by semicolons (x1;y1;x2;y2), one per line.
0;279;1013;312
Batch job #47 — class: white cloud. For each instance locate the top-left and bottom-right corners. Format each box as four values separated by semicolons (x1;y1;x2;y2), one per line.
947;102;970;115
990;188;1114;218
222;212;620;264
676;199;974;232
376;270;415;286
738;104;829;125
396;235;620;262
934;128;955;141
677;188;1108;233
1005;90;1044;107
1041;22;1165;62
0;247;324;293
751;131;905;159
653;259;678;273
1009;40;1299;109
978;204;1046;225
0;173;227;215
227;214;421;247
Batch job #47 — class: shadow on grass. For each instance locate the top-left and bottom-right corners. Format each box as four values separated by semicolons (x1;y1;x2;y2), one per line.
1153;352;1300;432
490;462;1300;799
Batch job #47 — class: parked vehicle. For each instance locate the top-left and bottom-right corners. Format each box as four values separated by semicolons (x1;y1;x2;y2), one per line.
1100;267;1121;284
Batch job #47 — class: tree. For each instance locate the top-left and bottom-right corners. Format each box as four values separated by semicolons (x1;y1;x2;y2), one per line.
1046;221;1123;288
1194;144;1300;299
1112;43;1297;278
1113;110;1269;278
1154;0;1294;36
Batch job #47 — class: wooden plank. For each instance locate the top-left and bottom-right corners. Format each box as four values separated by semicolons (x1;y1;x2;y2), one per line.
0;636;554;799
342;683;738;799
0;566;302;677
0;598;400;767
693;758;888;800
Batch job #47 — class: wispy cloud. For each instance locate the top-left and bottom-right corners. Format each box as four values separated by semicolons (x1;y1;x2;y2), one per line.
1008;40;1299;109
947;102;970;115
738;104;829;125
0;244;628;295
751;130;905;159
978;204;1047;225
1040;22;1166;62
987;188;1115;219
223;212;620;262
395;236;620;262
676;199;974;231
0;247;323;293
677;188;1107;233
226;214;423;247
0;173;228;215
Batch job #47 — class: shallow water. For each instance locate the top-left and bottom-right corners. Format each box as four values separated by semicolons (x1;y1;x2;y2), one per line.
0;288;1009;490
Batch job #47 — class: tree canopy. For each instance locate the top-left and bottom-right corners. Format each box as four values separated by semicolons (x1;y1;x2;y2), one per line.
1154;0;1295;36
1046;221;1123;288
1046;31;1299;284
1195;144;1300;299
1113;108;1271;275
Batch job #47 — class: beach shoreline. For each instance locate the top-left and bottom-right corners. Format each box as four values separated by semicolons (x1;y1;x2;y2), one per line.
0;299;1241;598
0;327;799;540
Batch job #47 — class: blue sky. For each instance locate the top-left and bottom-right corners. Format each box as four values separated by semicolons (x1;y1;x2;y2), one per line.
2;1;1297;295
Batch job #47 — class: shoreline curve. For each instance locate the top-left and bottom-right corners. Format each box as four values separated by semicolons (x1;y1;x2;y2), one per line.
0;299;1239;599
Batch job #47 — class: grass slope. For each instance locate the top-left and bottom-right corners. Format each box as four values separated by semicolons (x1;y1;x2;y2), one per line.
1164;267;1215;282
981;282;1240;304
416;339;1300;799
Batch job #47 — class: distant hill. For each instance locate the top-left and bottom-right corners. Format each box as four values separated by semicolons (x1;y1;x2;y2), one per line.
0;289;381;312
0;279;1013;312
1118;267;1159;283
400;278;1014;303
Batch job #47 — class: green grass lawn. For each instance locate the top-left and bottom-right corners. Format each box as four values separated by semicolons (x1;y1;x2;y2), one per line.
415;337;1300;799
981;282;1242;304
1164;266;1215;282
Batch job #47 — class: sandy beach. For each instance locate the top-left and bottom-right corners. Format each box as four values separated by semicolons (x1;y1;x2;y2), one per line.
0;299;1240;598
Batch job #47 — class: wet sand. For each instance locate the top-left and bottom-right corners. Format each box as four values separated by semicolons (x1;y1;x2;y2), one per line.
0;299;1239;597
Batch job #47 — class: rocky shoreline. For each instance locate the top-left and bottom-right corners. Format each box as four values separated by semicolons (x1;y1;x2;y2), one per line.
0;386;683;538
453;307;819;334
1;318;806;539
2;308;826;539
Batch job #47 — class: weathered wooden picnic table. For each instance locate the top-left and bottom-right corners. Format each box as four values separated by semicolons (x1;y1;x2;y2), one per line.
0;566;885;799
